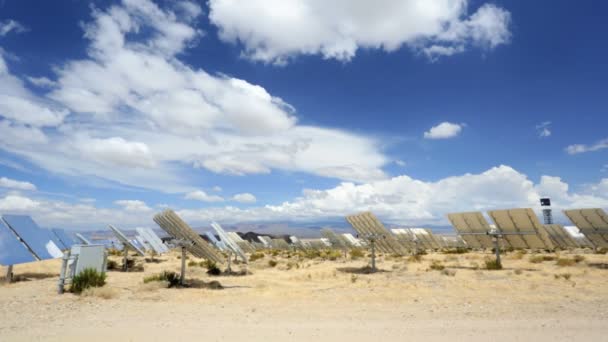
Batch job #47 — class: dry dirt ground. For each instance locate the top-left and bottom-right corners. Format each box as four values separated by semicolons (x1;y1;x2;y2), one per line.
1;249;607;341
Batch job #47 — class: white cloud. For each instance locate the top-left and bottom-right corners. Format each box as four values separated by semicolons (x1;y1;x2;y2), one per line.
565;138;608;155
212;186;222;192
0;0;387;193
0;20;27;37
0;194;39;211
232;192;257;203
26;76;57;88
209;0;511;63
424;122;463;139
0;177;36;191
185;190;224;202
536;121;551;138
395;160;407;167
114;199;152;211
2;165;607;229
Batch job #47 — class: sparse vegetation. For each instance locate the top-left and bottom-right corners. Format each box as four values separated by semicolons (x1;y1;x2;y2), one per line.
106;260;118;270
349;248;365;259
442;247;468;254
485;259;503;270
143;270;179;287
441;269;456;276
70;268;107;294
512;251;526;260
514;269;523;275
286;261;299;270
408;254;423;263
249;252;265;262
596;248;608;255
187;260;198;267
268;260;278;267
573;255;585;263
107;248;123;256
429;260;445;271
321;250;343;261
350;274;358;283
529;255;556;264
556;258;576;267
81;287;118;299
204;261;221;275
554;273;572;281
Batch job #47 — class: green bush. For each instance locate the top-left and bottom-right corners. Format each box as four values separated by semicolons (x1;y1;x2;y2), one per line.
70;268;106;294
143;271;179;287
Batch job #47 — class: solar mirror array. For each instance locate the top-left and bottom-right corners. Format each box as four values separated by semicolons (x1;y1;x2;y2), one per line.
135;227;169;254
563;208;608;249
346;212;409;256
211;222;248;263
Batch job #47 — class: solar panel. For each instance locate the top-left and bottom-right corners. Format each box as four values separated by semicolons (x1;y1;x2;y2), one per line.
257;236;272;248
390;229;417;250
134;236;151;252
136;227;169;254
543;224;579;249
108;225;145;256
211;222;248;263
487;208;555;250
341;233;363;247
563;208;608;248
153;210;225;264
227;232;256;253
271;238;290;250
0;219;36;265
346;212;408;255
1;215;63;260
320;228;348;250
51;228;76;250
447;212;497;249
75;233;91;245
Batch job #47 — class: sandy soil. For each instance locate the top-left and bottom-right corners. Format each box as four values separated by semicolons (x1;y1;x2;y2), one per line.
1;249;607;341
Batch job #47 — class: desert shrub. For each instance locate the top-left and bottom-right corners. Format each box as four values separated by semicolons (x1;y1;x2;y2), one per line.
322;250;343;261
187;260;198;267
512;251;526;260
514;269;523;275
441;269;456;276
70;268;106;294
429;260;445;271
554;273;572;280
107;248;123;256
529;255;556;263
596;248;608;255
485;259;502;270
349;248;365;259
249;252;265;262
286;262;299;270
271;250;280;257
573;255;585;263
350;274;358;283
556;258;576;267
408;254;423;263
143;271;179;287
106;260;118;270
268;260;278;267
303;250;322;259
442;247;468;254
203;261;221;275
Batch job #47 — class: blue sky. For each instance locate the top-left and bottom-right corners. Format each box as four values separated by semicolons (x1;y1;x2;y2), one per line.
0;0;606;230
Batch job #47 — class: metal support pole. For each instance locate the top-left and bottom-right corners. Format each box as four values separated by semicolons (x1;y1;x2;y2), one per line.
123;247;129;272
370;239;376;272
58;251;69;294
180;246;186;285
5;265;13;283
227;251;232;273
493;237;502;267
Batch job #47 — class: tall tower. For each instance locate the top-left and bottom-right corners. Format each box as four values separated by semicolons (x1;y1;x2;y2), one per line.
540;198;553;224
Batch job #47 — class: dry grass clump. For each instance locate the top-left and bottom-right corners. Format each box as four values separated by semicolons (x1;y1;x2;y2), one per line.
107;248;123;256
514;269;523;275
143;271;179;287
349;248;365;259
81;287;118;300
106;260;119;270
484;259;502;270
286;261;299;270
573;255;586;263
512;250;526;260
556;258;576;267
529;255;556;264
408;254;423;263
268;260;278;267
321;250;343;261
554;273;572;280
350;274;358;283
429;260;445;271
442;247;468;254
595;248;608;255
441;269;456;277
249;252;265;262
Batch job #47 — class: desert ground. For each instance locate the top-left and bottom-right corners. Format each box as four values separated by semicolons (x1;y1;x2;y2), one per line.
1;249;607;341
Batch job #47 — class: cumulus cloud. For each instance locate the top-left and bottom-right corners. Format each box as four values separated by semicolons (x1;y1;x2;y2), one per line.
565;138;608;155
114;199;152;211
0;177;36;191
536;121;551;138
185;190;224;202
424;122;463;139
232;192;257;203
0;0;388;193
209;0;511;63
0;194;39;211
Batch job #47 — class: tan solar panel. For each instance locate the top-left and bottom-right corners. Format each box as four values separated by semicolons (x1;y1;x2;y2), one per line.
487;208;554;250
153;209;225;264
448;212;502;249
346;212;407;255
563;209;608;248
544;224;579;249
320;228;349;250
390;229;417;250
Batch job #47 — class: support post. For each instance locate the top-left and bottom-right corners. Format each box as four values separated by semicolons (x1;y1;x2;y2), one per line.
123;247;129;272
227;251;232;273
370;238;376;272
493;236;502;268
180;246;186;285
5;265;13;283
58;251;69;294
